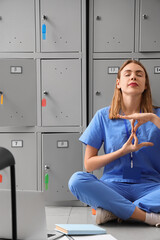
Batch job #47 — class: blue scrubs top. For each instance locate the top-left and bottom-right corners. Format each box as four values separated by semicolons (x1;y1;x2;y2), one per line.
79;107;160;183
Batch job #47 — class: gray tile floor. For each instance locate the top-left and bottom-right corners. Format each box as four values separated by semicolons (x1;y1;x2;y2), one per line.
45;206;160;240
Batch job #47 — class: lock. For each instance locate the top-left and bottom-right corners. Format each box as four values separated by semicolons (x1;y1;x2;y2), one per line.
95;91;101;96
96;16;101;21
44;165;50;172
43;91;48;95
142;14;148;19
42;15;48;20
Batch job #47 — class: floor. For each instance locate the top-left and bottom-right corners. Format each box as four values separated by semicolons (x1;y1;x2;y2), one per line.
45;206;160;240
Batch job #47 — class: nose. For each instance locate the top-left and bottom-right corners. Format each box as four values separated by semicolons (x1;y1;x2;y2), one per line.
131;73;136;80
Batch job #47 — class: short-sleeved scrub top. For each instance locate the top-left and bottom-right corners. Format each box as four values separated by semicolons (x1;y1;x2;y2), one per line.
79;107;160;183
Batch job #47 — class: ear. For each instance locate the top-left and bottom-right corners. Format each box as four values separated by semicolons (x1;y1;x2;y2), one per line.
116;78;121;89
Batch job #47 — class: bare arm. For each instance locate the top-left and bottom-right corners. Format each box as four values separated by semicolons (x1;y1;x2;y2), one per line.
84;145;125;172
84;132;153;172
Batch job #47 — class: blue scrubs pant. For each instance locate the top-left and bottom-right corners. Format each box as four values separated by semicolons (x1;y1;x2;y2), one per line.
68;172;160;220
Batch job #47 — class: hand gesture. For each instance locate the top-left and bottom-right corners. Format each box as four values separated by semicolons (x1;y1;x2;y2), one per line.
117;113;154;132
121;131;154;155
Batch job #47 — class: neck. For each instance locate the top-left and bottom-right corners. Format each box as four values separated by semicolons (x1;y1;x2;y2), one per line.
122;95;141;115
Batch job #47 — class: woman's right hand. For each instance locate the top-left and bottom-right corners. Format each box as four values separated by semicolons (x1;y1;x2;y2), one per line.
121;131;154;155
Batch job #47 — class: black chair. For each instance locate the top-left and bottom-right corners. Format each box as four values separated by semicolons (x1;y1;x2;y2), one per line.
0;147;17;240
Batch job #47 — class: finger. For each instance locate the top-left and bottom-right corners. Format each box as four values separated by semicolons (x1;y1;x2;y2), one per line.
117;114;132;120
138;142;154;148
117;114;124;119
134;121;142;132
133;133;138;146
127;132;134;144
131;119;135;133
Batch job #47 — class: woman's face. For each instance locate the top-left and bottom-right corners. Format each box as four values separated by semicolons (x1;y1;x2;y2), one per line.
116;62;146;97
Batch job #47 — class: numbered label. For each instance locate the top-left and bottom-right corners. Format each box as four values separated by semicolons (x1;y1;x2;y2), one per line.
108;67;119;74
11;140;23;148
154;66;160;74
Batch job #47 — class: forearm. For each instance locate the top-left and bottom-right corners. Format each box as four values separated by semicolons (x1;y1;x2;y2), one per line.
151;113;160;129
84;148;125;172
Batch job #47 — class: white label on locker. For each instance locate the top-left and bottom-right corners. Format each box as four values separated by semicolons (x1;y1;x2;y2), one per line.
11;140;23;148
154;66;160;74
108;67;119;74
57;140;69;148
10;66;22;74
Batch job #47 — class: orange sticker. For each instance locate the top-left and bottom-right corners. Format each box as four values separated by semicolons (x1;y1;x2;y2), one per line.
0;175;2;183
92;209;96;215
1;94;3;105
42;98;46;107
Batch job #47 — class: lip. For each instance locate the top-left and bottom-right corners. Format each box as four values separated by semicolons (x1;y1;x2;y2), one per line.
128;82;138;87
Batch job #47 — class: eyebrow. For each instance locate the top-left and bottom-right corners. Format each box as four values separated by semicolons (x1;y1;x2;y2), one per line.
124;70;144;73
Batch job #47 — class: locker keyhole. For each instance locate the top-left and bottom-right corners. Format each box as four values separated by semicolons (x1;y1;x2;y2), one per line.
142;14;148;20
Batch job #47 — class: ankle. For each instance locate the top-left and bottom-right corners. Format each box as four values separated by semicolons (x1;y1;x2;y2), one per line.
130;207;146;222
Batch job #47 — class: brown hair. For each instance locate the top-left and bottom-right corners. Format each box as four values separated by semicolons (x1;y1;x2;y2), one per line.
109;59;153;119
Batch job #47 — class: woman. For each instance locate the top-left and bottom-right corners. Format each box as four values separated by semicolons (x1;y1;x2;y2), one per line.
68;60;160;226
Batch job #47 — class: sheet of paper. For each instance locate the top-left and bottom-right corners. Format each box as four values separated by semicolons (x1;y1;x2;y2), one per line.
71;234;118;240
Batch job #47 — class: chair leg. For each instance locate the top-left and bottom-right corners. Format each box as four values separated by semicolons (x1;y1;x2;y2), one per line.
10;165;17;240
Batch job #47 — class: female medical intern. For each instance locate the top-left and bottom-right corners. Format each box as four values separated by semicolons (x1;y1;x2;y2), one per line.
68;60;160;226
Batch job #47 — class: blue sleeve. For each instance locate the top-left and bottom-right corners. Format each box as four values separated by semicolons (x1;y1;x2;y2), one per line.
79;110;104;150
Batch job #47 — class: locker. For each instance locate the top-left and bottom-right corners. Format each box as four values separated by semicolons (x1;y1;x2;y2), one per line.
140;59;160;107
0;59;36;126
40;0;81;52
93;59;126;115
41;59;81;126
0;133;37;190
0;0;35;52
94;0;134;52
139;0;160;52
42;133;83;204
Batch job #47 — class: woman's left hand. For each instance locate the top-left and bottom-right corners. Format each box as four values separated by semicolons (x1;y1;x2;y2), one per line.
117;113;154;132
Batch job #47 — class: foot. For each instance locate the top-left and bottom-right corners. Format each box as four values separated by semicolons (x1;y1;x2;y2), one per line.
145;212;160;227
96;208;117;225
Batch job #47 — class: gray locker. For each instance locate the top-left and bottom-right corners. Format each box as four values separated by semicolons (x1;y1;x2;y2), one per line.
140;59;160;107
0;133;37;190
94;0;134;52
93;59;126;114
40;0;81;52
0;59;36;126
42;133;82;204
139;0;160;52
41;60;81;126
0;0;35;52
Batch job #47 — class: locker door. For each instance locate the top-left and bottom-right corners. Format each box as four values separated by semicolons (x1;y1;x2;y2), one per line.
93;60;126;115
139;0;160;52
40;0;81;52
140;59;160;107
0;0;35;52
94;0;134;52
0;133;37;190
41;60;81;126
0;59;36;126
42;133;83;204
